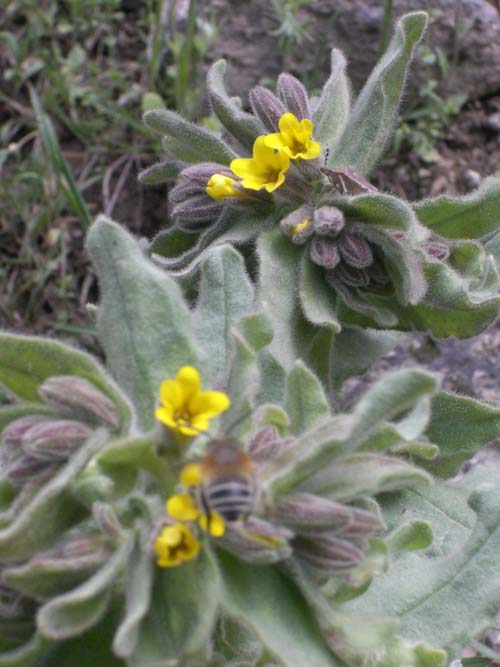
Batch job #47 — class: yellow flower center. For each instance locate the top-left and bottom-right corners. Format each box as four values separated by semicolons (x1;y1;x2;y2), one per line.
154;523;201;568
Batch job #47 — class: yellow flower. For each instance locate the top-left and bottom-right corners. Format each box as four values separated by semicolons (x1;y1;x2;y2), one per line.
264;113;321;161
206;174;244;201
154;523;200;568
166;463;226;537
230;136;290;192
155;366;230;436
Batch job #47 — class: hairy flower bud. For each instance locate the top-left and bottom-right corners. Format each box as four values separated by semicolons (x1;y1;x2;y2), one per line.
293;533;365;576
312;206;345;237
169;182;204;204
179;163;233;188
337;234;374;269
39;376;120;429
280;205;314;245
220;518;293;564
92;501;122;540
367;258;390;285
310;237;341;269
327;262;371;288
172;195;224;232
21;419;93;462
6;454;55;487
422;241;450;262
248;425;282;463
1;416;50;466
277;73;311;121
249;85;286;132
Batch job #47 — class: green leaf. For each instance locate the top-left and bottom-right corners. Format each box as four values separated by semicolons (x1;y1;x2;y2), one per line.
425;391;500;478
131;547;220;666
138;160;185;185
207;60;265;151
112;537;154;659
37;534;134;640
96;433;167;478
143;109;236;165
0;635;48;667
86;216;200;430
299;255;341;332
0;433;105;562
218;551;340;667
344;467;500;658
256;349;286;406
414;177;500;239
331;12;427;175
237;314;274;352
194;245;254;387
0;333;131;430
0;404;55;432
386;520;433;554
342;192;418;232
285;361;329;435
219;333;257;438
313;49;350;147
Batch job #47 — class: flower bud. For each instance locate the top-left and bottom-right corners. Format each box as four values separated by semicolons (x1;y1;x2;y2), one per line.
21;419;93;462
327;262;371;288
169;182;204;204
280;205;314;245
310;237;341;269
277;73;311;121
92;501;122;540
337;234;374;269
422;241;450;262
1;416;50;465
6;454;55;487
248;425;282;463
312;206;345;237
293;534;364;575
249;85;286;132
172;195;224;232
220;518;293;564
179;163;233;188
275;494;352;529
39;376;120;429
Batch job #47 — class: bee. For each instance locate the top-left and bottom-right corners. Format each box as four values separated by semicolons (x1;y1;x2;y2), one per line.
196;437;256;524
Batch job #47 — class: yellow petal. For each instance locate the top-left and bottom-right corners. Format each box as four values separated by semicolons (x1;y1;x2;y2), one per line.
176;366;201;403
180;463;202;487
263;133;289;152
199;512;226;537
264;171;286;193
278;112;300;135
167;493;199;521
178;420;207;436
155;405;177;429
189;391;231;419
252;135;275;162
299;118;313;136
230;157;259;180
182;532;201;561
159;379;183;411
206;174;242;200
302;140;321;160
157;524;183;547
291;219;311;236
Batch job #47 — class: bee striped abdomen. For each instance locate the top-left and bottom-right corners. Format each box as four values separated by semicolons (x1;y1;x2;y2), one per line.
202;476;254;523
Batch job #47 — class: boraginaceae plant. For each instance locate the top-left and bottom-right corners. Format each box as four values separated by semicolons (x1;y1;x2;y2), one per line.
4;9;500;667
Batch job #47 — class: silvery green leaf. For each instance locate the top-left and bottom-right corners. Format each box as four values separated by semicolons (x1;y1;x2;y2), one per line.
299;255;341;333
207;60;265;151
256;350;286;406
237;314;273;352
219;334;257;439
285;361;329;435
413;177;500;239
0;635;48;667
219;552;340;667
0;333;131;432
130;547;220;667
143;109;236;165
37;534;134;640
97;434;167;478
138;160;185;185
331;12;427;175
194;245;254;387
386;520;433;554
313;49;350;148
86;216;201;430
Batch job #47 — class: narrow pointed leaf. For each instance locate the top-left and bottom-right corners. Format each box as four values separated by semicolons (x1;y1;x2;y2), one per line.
313;49;350;148
285;361;329;435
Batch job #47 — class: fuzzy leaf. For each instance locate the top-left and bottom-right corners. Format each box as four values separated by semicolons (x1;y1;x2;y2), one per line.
331;12;427;175
343;192;418;232
237;314;274;352
37;534;133;640
313;49;350;148
112;537;154;659
97;434;167;477
0;432;105;562
0;635;48;667
285;361;330;435
425;391;500;478
414;177;500;239
143;109;236;165
299;255;341;332
207;60;265;151
194;245;254;387
345;467;500;659
218;551;340;667
219;333;257;438
0;333;131;430
387;520;433;554
131;547;220;667
256;349;286;406
86;216;200;430
138;160;185;184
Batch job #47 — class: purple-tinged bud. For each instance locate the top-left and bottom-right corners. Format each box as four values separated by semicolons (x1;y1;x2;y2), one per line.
275;494;353;530
21;419;93;462
293;534;365;575
179;162;233;188
280;205;314;245
249;85;287;132
0;583;32;621
277;73;311;121
39;376;120;429
172;195;224;232
327;262;371;288
248;426;282;463
312;206;345;237
1;416;50;465
310;237;341;270
92;501;122;540
337;234;373;269
422;241;450;262
6;454;55;487
220;518;293;564
169;182;204;204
